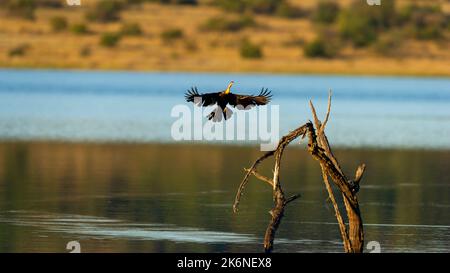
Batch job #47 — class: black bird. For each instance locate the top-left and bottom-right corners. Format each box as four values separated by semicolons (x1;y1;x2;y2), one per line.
185;81;272;122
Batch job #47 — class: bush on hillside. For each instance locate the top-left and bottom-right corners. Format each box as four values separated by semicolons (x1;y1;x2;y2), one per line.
303;38;336;58
313;1;340;24
70;23;90;35
276;2;304;19
201;16;256;32
8;44;30;56
161;28;184;42
100;32;122;47
240;39;263;59
120;23;143;36
4;0;36;20
86;0;124;23
49;16;68;32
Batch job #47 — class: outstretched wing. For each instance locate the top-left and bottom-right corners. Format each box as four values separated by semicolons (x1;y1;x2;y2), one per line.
228;88;272;109
185;87;220;107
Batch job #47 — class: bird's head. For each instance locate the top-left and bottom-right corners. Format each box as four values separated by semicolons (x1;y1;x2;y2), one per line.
225;81;234;94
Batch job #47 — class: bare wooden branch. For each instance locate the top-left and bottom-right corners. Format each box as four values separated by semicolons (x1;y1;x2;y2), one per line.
320;167;351;252
309;100;322;131
285;194;301;205
319;90;332;136
354;164;366;184
233;93;366;253
234;124;308;252
308;98;365;253
310;97;344;177
233;150;275;213
309;96;352;251
243;168;273;187
263;125;308;252
263;189;286;253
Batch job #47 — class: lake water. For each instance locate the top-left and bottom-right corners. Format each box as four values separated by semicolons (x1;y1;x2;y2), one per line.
0;143;449;253
1;69;450;148
0;69;449;253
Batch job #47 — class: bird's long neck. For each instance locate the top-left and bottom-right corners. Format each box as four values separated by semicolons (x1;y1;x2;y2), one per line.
225;83;233;94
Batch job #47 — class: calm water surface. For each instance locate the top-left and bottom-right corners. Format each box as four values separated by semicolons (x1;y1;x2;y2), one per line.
1;69;450;148
0;69;449;252
0;143;449;252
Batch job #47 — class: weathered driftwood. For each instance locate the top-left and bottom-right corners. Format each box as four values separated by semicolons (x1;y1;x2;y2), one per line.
233;92;366;253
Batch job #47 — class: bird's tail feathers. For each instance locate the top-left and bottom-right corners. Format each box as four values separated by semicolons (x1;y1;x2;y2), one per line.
207;107;233;122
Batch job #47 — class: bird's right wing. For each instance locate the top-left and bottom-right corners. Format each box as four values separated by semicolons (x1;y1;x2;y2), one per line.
185;87;220;107
228;88;272;108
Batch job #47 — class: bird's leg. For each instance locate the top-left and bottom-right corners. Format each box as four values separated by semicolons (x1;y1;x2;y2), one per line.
224;107;233;120
207;111;215;120
208;107;223;122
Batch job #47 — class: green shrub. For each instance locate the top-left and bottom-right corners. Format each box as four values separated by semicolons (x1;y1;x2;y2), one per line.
398;5;441;24
276;2;304;19
337;0;401;47
35;0;63;8
303;38;335;58
8;44;29;57
214;0;286;15
401;5;447;40
184;39;198;52
79;46;91;57
120;23;143;36
413;25;443;40
86;0;124;23
313;1;340;24
146;0;197;4
124;0;145;5
248;0;279;14
100;32;121;47
173;0;197;4
201;16;256;32
338;9;377;47
70;23;89;35
161;28;184;42
214;0;246;13
49;16;68;32
240;39;263;59
283;37;305;47
4;0;36;20
374;33;402;56
343;0;397;29
397;4;415;24
364;0;397;29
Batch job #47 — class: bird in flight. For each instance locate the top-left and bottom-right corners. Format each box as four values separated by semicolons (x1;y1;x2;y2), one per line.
185;81;272;122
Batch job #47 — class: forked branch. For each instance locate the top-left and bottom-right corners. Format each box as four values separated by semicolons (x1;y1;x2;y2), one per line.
233;92;366;253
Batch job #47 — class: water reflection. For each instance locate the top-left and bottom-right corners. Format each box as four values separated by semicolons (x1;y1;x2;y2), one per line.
0;142;449;252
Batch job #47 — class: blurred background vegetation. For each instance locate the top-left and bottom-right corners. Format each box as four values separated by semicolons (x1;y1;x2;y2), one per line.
0;0;449;75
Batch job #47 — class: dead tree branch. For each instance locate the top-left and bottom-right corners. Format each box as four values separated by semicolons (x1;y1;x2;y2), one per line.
233;124;307;253
233;92;366;253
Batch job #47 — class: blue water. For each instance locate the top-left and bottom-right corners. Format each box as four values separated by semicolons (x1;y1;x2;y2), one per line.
1;69;450;148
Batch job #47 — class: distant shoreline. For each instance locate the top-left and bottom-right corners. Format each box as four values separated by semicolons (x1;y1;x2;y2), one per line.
1;66;449;79
1;139;450;153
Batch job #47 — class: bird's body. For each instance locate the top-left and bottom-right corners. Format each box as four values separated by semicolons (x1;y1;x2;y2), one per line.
185;81;272;122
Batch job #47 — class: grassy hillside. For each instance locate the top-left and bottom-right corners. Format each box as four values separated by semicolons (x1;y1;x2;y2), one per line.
0;0;449;76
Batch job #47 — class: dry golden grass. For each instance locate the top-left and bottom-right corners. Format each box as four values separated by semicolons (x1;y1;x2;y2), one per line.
0;2;449;76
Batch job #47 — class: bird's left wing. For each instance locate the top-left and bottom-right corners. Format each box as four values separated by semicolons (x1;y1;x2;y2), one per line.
228;88;272;109
185;87;220;107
